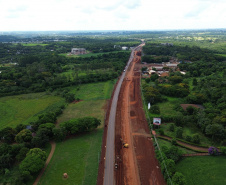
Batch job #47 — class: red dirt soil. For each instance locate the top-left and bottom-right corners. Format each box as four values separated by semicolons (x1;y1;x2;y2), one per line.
114;51;166;185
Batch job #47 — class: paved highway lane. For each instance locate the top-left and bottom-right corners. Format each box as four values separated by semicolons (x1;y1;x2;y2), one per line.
103;45;143;185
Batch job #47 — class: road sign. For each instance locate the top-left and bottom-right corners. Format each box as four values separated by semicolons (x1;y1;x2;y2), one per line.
153;118;161;125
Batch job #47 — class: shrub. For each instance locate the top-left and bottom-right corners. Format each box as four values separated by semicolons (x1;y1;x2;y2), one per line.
221;147;226;155
176;127;183;139
185;135;192;142
208;146;219;156
172;172;186;185
192;133;200;144
150;105;160;114
159;129;164;135
171;138;177;145
169;123;175;132
161;159;176;179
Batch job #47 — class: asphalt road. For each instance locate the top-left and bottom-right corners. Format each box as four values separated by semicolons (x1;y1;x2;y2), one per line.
103;45;142;185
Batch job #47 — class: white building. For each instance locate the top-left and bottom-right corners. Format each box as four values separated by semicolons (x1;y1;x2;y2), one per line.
122;46;128;50
71;48;86;55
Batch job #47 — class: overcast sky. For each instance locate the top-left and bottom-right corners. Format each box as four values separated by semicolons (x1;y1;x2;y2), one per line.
0;0;225;31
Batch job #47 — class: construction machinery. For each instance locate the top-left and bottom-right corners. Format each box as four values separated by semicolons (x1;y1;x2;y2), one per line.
120;138;129;148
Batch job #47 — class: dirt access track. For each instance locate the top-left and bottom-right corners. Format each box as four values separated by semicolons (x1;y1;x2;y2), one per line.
114;49;165;185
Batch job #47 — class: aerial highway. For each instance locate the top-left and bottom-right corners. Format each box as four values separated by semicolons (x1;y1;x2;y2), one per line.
103;44;143;185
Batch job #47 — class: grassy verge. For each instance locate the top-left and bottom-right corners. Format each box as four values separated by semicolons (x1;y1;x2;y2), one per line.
0;93;64;129
176;156;226;185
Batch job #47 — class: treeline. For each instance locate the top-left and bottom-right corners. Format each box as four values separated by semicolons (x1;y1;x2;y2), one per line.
0;52;129;97
0;37;139;59
141;55;169;63
142;43;226;62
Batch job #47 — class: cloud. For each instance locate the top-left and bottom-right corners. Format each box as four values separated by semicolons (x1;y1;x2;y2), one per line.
184;3;210;18
8;6;27;12
0;0;225;31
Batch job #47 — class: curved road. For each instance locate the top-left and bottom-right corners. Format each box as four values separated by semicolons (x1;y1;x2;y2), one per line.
103;44;144;185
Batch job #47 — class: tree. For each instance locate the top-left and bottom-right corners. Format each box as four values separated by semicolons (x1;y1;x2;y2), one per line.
186;106;197;115
16;147;29;162
150;73;159;81
172;172;186;185
39;123;55;138
165;146;182;163
176;127;183;139
205;124;225;140
15;129;32;143
60;117;101;135
0;127;16;143
192;78;197;86
19;148;47;179
143;86;162;104
32;128;49;147
15;124;26;134
169;75;183;84
52;128;66;142
185;135;192;142
161;159;176;178
169;123;175;132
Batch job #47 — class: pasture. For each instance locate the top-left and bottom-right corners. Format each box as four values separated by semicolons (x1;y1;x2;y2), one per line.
176;156;226;185
38;129;103;185
57;80;116;125
0;93;64;129
39;80;116;184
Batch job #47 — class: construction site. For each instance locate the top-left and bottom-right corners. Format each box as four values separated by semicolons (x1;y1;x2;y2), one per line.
98;46;166;185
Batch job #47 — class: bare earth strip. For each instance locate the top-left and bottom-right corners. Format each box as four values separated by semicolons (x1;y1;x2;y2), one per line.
115;49;166;185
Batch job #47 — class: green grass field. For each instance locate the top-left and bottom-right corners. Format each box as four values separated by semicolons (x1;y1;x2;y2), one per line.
57;81;116;125
176;156;226;185
38;129;103;185
57;100;106;125
0;93;64;129
148;96;183;119
59;50;130;58
21;43;48;46
39;80;116;184
70;80;115;100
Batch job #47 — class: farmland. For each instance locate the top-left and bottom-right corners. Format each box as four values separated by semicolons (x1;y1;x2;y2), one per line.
0;93;64;129
38;129;103;185
176;156;226;185
38;80;115;184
